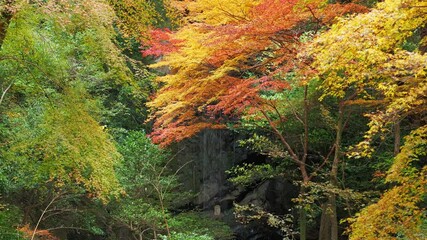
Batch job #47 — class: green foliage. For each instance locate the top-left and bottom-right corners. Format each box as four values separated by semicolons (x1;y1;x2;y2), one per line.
234;203;296;239
116;130;174;197
0;0;158;237
2;86;121;201
113;130;180;237
114;131;233;238
160;232;214;240
238;134;289;159
227;163;276;186
108;0;176;41
226;158;293;187
168;212;234;240
0;204;22;240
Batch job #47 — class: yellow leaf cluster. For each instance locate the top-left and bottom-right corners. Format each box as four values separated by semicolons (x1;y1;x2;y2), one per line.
187;0;261;25
107;0;157;40
308;0;426;99
307;0;427;157
349;126;427;239
307;1;427;237
8;87;121;203
43;89;121;202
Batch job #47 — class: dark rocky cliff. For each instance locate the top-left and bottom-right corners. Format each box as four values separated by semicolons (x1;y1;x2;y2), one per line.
172;129;299;240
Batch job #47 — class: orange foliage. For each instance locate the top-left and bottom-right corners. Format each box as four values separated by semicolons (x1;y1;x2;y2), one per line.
144;0;367;146
141;29;182;57
19;224;59;240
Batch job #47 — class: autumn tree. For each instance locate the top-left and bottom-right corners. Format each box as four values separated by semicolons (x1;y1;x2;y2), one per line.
307;0;427;238
0;0;217;238
0;0;135;236
145;0;366;145
144;0;367;239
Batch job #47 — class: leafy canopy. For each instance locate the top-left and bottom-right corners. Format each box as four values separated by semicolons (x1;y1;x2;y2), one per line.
305;0;427;237
144;0;366;146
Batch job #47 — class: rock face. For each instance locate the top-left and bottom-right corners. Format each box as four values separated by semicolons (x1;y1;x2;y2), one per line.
173;129;246;208
173;129;298;239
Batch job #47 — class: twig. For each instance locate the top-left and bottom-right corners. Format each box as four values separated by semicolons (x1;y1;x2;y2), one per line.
0;81;13;106
31;194;60;240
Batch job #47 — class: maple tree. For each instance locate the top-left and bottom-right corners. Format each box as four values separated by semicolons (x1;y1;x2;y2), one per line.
0;0;131;237
143;0;367;239
306;0;427;238
0;0;224;238
144;0;366;146
348;126;427;239
3;0;426;238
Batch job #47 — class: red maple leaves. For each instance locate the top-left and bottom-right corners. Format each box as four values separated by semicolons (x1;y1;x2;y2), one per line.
143;0;367;146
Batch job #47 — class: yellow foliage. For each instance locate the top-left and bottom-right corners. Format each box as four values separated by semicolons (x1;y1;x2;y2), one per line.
147;0;369;145
306;2;427;236
42;88;122;202
307;0;427;157
188;0;261;25
8;87;121;203
107;0;157;39
148;25;229;132
349;126;427;239
308;0;426;97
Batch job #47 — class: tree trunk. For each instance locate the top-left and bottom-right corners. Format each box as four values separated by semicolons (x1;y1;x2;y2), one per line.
319;103;343;240
300;207;307;240
418;25;427;54
329;194;338;240
299;184;308;240
299;86;310;240
319;184;339;240
319;202;331;240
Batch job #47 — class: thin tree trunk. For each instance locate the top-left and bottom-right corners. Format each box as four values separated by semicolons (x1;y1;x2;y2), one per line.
299;86;310;240
418;25;427;54
153;185;171;238
329;194;338;240
262;85;311;240
299;208;307;240
319;202;331;240
31;194;60;240
329;104;342;240
0;81;13;106
159;196;171;238
299;184;307;240
319;103;343;240
319;188;339;240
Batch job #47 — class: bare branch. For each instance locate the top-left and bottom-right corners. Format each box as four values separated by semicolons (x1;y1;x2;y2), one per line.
31;194;61;240
0;81;13;106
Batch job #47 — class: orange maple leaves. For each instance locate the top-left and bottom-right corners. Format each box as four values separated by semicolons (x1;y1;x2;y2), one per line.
19;225;59;240
143;0;367;146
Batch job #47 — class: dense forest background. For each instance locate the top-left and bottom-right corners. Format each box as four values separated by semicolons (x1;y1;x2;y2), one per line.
0;0;426;239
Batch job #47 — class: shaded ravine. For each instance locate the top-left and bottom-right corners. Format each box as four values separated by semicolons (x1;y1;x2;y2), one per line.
172;129;299;239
